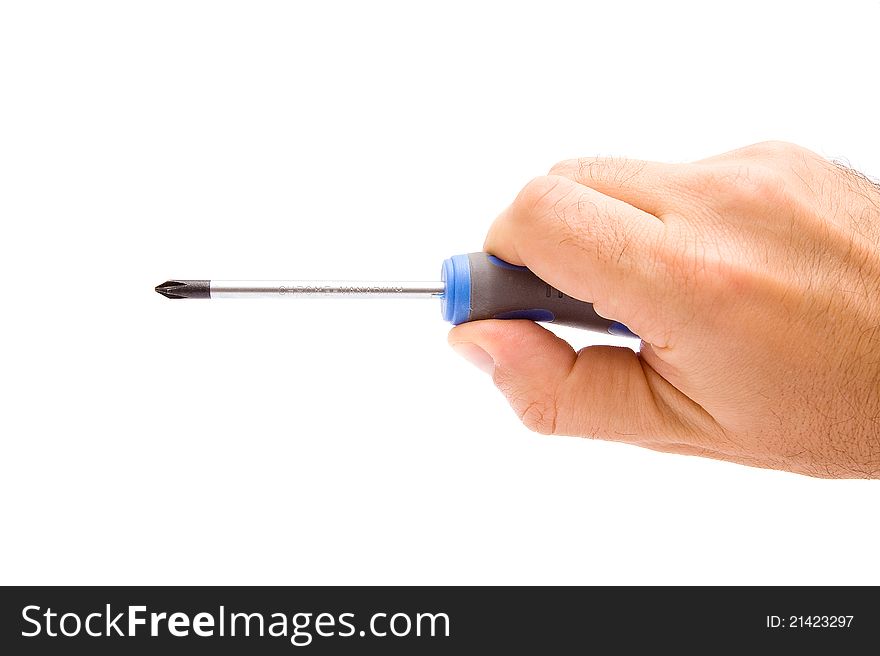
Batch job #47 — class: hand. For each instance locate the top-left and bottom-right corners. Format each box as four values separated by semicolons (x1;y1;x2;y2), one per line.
449;142;880;478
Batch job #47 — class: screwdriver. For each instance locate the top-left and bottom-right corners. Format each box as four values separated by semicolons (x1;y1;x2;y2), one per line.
155;252;636;337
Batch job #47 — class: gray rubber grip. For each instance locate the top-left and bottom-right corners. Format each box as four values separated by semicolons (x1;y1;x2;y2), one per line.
467;252;616;333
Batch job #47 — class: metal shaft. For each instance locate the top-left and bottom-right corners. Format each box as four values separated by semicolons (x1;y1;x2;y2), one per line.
211;280;445;299
155;279;445;299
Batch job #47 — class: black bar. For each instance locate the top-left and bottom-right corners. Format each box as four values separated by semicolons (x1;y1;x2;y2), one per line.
1;586;876;654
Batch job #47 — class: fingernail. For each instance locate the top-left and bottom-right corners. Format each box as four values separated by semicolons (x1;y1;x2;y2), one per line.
451;342;495;375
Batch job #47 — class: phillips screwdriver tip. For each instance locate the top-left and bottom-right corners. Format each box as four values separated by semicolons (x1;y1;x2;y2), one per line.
155;280;211;299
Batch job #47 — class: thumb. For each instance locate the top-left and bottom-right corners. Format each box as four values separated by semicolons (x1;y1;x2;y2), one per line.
448;320;702;445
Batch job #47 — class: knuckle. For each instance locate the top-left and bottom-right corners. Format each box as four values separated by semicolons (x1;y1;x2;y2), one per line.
515;175;571;216
736;166;788;206
518;397;558;435
735;140;803;160
693;164;787;207
548;158;578;178
494;370;560;435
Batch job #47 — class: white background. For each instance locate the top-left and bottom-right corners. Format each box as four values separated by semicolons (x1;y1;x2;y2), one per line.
1;1;878;585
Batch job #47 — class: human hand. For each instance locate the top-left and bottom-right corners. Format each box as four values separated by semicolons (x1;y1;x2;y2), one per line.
449;142;880;478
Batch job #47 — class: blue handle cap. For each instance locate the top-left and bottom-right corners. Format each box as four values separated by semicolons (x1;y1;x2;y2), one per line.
440;254;471;325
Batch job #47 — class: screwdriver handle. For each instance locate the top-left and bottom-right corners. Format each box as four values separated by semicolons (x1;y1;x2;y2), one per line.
440;252;636;337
